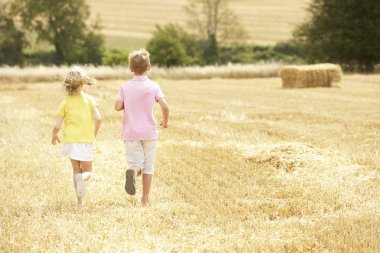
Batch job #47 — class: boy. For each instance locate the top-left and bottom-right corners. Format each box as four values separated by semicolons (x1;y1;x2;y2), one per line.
115;48;169;206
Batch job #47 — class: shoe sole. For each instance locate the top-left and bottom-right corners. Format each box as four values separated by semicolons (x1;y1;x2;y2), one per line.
76;175;86;197
125;169;136;195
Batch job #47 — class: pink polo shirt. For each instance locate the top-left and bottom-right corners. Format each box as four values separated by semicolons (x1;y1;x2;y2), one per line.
117;76;165;140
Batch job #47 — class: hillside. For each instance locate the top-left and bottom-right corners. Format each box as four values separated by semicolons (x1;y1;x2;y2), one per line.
88;0;311;49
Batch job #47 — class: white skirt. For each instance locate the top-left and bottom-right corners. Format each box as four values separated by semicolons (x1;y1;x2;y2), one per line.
61;143;93;161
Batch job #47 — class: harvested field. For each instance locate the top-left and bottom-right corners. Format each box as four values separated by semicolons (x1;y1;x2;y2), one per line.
0;74;379;251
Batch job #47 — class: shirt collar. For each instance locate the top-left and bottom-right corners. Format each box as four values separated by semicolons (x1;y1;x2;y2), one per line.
132;75;148;81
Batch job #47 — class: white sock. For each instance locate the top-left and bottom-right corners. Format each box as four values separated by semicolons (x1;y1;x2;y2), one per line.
82;172;92;181
75;173;86;198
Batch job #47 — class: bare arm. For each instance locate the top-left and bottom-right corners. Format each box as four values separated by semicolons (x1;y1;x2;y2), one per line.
158;98;169;128
115;101;124;111
93;106;101;137
51;116;63;145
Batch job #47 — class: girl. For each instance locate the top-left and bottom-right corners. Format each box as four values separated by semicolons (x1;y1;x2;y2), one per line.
51;66;101;206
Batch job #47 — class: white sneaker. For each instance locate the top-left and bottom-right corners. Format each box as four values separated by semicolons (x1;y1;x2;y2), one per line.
76;174;86;197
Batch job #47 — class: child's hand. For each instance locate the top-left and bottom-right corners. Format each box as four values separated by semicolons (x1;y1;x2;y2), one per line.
160;120;168;128
51;135;61;145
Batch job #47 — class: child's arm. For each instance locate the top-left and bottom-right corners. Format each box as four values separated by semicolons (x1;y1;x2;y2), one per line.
115;101;124;111
93;107;101;137
51;116;63;145
158;98;169;128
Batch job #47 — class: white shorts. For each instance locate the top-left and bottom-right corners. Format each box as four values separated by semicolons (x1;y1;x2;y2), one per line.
124;140;157;175
61;143;93;162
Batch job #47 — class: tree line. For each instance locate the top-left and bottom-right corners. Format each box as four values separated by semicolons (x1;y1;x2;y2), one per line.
0;0;103;66
0;0;379;72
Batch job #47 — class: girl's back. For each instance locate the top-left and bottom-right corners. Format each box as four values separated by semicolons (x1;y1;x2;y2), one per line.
58;92;97;143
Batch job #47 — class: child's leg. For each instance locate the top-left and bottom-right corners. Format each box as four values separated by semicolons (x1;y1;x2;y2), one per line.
128;165;142;176
124;141;144;195
70;159;82;205
124;141;143;175
76;161;92;199
142;174;152;205
141;140;157;205
80;161;92;180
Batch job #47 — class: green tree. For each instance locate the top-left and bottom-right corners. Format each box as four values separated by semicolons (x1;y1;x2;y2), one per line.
294;0;380;72
13;0;104;65
185;0;248;64
0;3;27;66
147;24;202;67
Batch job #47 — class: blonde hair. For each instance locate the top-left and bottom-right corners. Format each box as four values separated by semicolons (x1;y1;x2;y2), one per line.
128;48;151;75
63;66;96;94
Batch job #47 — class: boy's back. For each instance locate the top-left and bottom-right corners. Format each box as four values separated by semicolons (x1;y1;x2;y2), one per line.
117;76;164;140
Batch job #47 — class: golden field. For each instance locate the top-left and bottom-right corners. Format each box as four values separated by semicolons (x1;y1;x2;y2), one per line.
87;0;311;48
1;74;380;252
